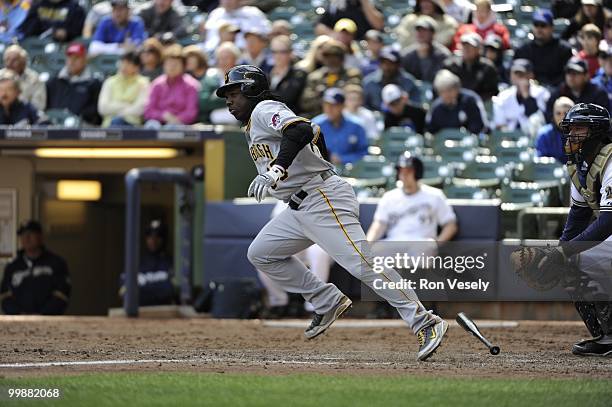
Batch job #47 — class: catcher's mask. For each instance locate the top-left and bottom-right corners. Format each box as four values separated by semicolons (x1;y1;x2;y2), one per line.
559;103;611;166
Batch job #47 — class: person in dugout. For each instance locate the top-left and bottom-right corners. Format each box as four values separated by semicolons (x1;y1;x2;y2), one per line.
0;220;71;315
119;219;175;306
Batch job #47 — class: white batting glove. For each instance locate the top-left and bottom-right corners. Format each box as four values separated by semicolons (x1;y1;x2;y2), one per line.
247;165;285;202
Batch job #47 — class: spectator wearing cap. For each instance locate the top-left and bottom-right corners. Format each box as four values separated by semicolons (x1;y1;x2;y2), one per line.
0;45;46;111
268;35;307;113
562;0;611;41
546;57;609;121
18;0;85;42
400;15;451;83
514;9;574;87
482;34;509;84
89;0;146;56
426;69;488;134
577;24;603;77
238;27;273;74
119;219;175;306
439;0;472;23
139;37;164;81
381;84;426;134
198;41;241;124
361;29;385;77
203;0;271;55
315;0;384;40
332;18;364;71
1;221;71;315
98;51;149;127
363;46;420;111
443;32;499;101
343;84;379;140
535;96;574;163
144;44;200;127
0;72;44;126
312;88;368;165
0;0;30;43
183;45;208;81
46;43;103;125
591;47;612;105
451;0;510;51
137;0;186;40
492;59;550;137
396;0;458;49
299;39;361;118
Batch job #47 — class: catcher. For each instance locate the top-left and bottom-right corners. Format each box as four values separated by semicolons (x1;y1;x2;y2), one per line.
512;103;612;357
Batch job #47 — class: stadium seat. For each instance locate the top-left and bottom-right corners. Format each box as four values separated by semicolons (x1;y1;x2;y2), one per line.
500;181;551;206
452;157;509;188
488;144;533;164
420;156;452;186
443;184;492;200
432;128;478;148
513;158;567;183
91;54;120;77
342;155;393;179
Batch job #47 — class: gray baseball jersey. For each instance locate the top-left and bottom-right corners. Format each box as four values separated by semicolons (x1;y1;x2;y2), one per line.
246;100;334;201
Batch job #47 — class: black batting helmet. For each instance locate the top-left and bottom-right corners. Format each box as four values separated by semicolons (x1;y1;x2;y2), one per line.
215;65;269;99
396;151;424;180
560;103;611;164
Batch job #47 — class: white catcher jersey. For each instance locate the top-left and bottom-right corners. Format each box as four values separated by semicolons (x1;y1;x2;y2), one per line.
246;100;334;201
373;185;457;241
570;159;612;213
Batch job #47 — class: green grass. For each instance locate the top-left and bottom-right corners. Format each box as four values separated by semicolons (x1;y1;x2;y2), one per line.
1;373;611;407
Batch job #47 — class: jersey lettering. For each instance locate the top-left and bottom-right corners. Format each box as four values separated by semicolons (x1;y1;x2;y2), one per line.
249;143;274;162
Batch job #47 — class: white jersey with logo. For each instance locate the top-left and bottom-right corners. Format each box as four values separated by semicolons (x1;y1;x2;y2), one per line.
570;159;612;213
246;100;334;201
373;185;457;241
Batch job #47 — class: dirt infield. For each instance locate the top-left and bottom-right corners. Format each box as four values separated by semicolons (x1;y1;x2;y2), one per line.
1;316;611;379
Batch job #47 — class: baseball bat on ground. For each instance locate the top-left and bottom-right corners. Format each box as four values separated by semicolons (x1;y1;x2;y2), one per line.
456;312;500;355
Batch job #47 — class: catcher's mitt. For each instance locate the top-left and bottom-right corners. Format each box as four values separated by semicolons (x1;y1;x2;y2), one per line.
510;246;565;291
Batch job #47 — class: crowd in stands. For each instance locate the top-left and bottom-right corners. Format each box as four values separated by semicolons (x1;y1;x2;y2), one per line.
1;0;612;165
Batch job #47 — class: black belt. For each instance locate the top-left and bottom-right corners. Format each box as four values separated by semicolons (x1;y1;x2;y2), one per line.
288;170;335;210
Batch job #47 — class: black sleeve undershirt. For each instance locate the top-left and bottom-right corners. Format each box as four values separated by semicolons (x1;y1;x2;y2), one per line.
275;121;315;169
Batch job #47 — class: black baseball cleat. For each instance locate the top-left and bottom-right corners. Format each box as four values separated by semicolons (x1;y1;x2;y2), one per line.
417;319;449;361
304;295;352;339
572;338;612;357
572;335;603;349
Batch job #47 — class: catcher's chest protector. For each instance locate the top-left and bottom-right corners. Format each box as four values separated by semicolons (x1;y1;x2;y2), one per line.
568;143;612;216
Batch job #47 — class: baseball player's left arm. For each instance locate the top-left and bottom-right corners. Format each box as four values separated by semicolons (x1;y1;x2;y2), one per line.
541;162;612;267
40;258;71;315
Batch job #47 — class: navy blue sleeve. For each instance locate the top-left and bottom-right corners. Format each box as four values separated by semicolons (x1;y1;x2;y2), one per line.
466;97;485;134
560;204;593;242
0;265;20;314
561;211;612;256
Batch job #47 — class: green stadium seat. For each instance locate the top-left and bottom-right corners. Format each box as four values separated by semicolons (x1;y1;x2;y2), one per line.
443;184;492;200
488;144;533;164
513;158;567;183
342;155;393;179
500;182;551;206
420;156;452;186
91;54;120;77
452;157;508;188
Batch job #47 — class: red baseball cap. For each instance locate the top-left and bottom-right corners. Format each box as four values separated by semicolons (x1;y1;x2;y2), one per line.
66;42;87;57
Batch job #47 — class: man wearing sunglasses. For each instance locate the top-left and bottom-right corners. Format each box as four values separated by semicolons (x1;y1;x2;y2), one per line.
514;8;573;87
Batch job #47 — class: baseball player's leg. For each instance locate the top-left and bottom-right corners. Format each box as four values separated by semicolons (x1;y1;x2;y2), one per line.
256;269;289;307
247;208;345;314
300;178;437;334
303;244;332;311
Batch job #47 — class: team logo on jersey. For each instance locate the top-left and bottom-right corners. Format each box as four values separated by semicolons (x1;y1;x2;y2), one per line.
269;112;282;130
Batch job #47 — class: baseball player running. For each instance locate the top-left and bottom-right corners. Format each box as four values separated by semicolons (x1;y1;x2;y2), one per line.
216;65;448;361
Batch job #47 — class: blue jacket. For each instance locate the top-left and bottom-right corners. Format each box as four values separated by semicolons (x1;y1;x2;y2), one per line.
362;68;421;111
0;100;41;125
535;123;566;163
591;69;612;108
92;15;147;46
0;0;30;43
313;113;368;164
